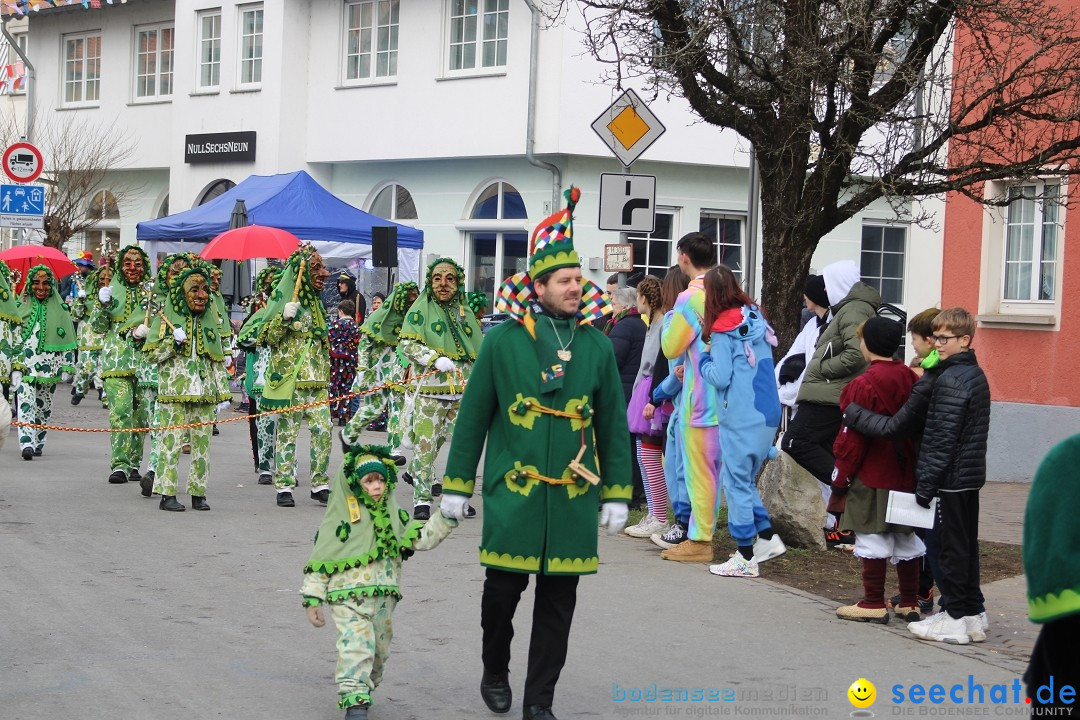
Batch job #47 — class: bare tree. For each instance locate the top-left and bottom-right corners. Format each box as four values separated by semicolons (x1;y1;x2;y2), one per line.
0;111;139;252
549;0;1080;348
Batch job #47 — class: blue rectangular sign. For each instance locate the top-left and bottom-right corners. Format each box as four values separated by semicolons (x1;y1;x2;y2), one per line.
0;184;46;216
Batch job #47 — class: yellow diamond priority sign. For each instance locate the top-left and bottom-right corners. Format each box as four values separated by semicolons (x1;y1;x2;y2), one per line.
592;89;666;167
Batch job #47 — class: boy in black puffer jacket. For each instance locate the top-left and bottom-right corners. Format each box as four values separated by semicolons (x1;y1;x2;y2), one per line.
904;307;991;645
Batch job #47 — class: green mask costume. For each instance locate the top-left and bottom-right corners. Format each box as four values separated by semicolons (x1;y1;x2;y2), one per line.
0;261;21;326
237;266;284;347
360;281;417;348
105;244;153;332
144;266;226;362
19;265;77;352
240;246;329;348
399;258;482;361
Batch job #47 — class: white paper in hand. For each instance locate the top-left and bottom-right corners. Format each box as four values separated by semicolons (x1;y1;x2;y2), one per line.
886;491;937;529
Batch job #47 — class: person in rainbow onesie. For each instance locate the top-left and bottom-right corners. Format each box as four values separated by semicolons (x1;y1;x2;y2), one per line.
698;265;786;578
659;232;723;563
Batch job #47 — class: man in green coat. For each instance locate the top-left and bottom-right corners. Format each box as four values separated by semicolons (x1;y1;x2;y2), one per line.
439;187;631;720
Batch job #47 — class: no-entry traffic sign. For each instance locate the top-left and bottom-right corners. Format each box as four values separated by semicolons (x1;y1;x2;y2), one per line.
3;142;44;184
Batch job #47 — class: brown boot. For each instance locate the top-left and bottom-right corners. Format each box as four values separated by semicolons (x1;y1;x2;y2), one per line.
660;539;713;563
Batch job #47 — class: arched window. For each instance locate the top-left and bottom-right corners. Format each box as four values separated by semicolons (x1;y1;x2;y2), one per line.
462;181;527;309
369;183;418;222
198;179;235;206
157;194;170;218
81;190;120;258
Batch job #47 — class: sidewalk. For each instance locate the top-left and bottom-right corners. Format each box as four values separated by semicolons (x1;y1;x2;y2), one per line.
974;482;1033;660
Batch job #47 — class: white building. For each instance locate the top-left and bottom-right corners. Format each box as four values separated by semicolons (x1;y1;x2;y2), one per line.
9;0;942;314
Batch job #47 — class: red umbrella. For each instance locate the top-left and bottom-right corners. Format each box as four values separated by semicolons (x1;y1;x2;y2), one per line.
199;224;301;261
0;244;79;294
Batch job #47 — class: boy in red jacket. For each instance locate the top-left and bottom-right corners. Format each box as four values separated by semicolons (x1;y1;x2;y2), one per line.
831;317;925;624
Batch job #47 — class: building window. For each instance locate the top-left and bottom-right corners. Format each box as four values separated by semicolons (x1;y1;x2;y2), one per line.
238;4;264;87
1003;182;1060;302
369;183;417;221
449;0;508;72
465;181;527;309
861;224;906;304
63;31;101;106
344;0;399;82
699;212;745;282
78;190;120;259
134;24;174;100
199;179;236;206
630;209;676;278
2;33;28;95
197;9;222;91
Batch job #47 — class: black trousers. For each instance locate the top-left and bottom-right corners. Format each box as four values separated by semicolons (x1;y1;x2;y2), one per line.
937;490;983;619
481;568;579;708
780;402;843;485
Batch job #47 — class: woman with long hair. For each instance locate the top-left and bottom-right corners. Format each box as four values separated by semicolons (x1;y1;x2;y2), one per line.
699;265;785;577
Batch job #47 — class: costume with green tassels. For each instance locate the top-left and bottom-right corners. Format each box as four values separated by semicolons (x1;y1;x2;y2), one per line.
70;266;110;399
0;261;23;382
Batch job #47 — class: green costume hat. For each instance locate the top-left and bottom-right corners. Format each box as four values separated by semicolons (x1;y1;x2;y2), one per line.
242;243;329;347
1025;434;1080;623
18;264;77;352
360;280;417;347
303;445;424;599
143;266;226;361
399;258;482;361
104;244;152;332
466;290;489;316
0;261;21;325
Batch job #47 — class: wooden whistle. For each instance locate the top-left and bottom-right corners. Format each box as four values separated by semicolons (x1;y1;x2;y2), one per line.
567;444;600;486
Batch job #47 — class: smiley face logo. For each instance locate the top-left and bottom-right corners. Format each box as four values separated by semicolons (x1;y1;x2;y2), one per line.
848;678;876;708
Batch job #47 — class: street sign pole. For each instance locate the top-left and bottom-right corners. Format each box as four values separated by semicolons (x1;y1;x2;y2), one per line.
619;163;630;287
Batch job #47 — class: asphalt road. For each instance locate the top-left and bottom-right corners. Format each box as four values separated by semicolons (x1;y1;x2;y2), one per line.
0;394;1031;720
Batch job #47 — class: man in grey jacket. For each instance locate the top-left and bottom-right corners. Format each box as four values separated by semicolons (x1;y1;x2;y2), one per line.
780;260;880;541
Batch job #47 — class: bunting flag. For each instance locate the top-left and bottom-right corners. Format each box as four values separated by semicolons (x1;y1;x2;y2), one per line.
0;62;25;94
2;0;125;17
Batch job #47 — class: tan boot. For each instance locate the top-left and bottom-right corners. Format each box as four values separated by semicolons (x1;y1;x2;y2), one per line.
660;539;714;563
836;603;889;624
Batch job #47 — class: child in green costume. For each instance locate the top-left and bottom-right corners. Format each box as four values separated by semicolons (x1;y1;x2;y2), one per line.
301;445;458;719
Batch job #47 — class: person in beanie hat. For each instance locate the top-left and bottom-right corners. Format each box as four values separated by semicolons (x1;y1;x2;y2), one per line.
13;265;77;460
775;273;830;416
301;444;458;720
832;316;923;623
1023;434;1080;706
438;187;632;720
803;274;829;310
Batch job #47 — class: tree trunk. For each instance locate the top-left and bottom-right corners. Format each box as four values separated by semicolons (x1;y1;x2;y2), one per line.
757;192;819;359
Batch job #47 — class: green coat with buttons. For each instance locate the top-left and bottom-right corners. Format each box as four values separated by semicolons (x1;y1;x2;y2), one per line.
441;314;632;575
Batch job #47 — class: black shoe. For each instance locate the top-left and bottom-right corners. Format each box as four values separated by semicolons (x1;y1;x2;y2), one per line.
413;504;430;521
70;394;83;405
140;470;155;498
344;705;369;720
21;447;33;461
480;671;512;714
825;528;855;549
523;705;557;720
277;491;295;507
97;388;104;401
431;481;443;497
159;495;186;512
191;496;210;511
258;472;273;485
390;454;407;467
33;448;42;456
311;488;330;505
108;470;128;484
465;504;477;519
401;471;415;486
212;424;220;436
128;469;143;483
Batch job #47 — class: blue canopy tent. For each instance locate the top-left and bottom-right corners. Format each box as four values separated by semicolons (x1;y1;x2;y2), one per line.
136;171;423;282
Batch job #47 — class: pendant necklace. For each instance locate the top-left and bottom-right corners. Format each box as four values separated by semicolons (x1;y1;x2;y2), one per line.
548;317;575;362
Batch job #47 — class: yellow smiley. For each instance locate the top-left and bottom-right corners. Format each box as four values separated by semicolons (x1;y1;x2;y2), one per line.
848;678;876;709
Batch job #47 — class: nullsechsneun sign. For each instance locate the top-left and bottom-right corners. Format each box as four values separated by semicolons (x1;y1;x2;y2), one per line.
185;131;257;164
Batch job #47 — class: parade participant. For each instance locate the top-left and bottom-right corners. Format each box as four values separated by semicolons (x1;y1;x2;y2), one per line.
467;290;489;324
13;265;77;460
143;265;231;511
0;262;22;402
246;244;332;507
396;257;483;519
94;244;153;484
369;292;385;314
329;299;363;425
208;265;235;435
329;270;367;324
239;265;283;484
439;187;631;720
60;250;95;302
70;262;112;406
301;445;458;719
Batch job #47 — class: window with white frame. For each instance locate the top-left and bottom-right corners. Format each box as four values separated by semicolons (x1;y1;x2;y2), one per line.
134;24;174;100
63;31;101;106
699;212;745;282
369;183;417;221
196;9;222;91
861;223;906;304
464;181;527;309
448;0;508;72
1003;182;1061;302
238;4;264;87
630;209;677;278
6;33;28;94
344;0;399;82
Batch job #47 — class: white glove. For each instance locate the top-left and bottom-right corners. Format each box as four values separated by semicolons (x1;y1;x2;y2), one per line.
173;327;187;343
440;494;468;521
599;502;629;535
434;356;456;373
283;302;301;320
77;288;86;299
10;371;22;387
132;324;150;340
98;286;112;303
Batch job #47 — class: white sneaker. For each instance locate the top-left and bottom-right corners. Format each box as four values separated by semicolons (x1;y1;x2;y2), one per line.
752;535;786;564
650;522;687;550
908;612;970;644
625;514;670;538
964;614;988;642
709;554;760;578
